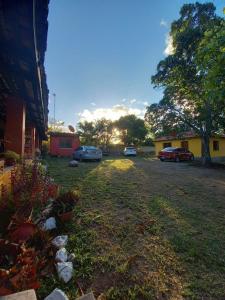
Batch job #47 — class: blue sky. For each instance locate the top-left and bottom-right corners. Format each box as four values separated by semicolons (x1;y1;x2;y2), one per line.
45;0;224;128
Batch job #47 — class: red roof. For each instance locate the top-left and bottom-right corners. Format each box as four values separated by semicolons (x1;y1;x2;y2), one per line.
154;131;225;142
49;132;78;137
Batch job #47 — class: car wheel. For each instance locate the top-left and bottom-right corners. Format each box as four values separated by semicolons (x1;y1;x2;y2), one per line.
175;156;180;162
160;158;165;162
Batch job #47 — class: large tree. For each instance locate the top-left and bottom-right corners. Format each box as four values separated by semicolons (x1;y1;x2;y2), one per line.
145;3;224;165
95;118;114;149
77;121;97;145
115;115;147;145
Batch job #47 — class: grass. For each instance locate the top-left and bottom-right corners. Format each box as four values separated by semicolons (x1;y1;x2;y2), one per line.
42;156;225;299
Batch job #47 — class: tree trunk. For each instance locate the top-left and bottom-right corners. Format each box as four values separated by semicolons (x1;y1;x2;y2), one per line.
201;134;211;166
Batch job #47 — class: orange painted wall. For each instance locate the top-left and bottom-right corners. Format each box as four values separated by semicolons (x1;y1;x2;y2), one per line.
49;135;80;157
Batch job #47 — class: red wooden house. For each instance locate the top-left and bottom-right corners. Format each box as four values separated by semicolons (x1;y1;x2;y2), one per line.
49;132;80;157
0;0;49;158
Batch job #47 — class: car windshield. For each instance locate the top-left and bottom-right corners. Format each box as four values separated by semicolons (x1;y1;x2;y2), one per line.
162;147;176;152
85;146;97;150
126;147;135;150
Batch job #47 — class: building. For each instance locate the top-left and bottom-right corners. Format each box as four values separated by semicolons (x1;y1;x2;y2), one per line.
154;132;225;160
49;132;80;157
0;0;49;158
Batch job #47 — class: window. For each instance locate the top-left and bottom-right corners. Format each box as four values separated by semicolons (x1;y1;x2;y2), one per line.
181;141;189;150
163;142;172;148
59;138;72;148
213;140;219;151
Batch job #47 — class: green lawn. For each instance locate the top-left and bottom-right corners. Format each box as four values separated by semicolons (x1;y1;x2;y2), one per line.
40;156;225;300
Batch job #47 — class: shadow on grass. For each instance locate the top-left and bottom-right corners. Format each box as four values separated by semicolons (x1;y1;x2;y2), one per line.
46;156;225;299
131;159;225;298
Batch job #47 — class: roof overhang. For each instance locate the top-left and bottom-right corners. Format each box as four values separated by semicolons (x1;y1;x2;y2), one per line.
0;0;49;138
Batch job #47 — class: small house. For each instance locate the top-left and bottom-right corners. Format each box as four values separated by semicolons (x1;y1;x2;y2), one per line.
154;132;225;160
49;132;80;157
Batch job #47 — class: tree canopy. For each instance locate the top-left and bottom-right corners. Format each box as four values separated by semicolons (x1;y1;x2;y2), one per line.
145;2;225;164
77;115;148;147
115;115;147;145
77;121;97;145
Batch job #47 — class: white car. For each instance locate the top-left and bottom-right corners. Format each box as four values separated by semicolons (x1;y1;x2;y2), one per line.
123;147;137;156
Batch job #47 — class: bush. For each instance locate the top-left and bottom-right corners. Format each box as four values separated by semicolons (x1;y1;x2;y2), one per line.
0;150;20;166
52;191;79;215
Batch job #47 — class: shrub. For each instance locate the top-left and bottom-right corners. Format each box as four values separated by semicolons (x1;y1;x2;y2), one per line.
52;190;79;215
0;151;20;166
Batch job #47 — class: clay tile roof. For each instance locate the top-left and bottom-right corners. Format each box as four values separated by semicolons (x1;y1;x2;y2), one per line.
154;131;225;142
49;132;78;137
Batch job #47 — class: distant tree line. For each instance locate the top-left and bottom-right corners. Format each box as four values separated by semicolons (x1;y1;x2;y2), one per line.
77;115;151;148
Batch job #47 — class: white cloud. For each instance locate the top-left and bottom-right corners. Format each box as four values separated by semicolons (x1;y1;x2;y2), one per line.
142;101;148;106
122;98;126;102
78;104;145;122
90;102;96;106
160;19;168;27
130;99;137;104
164;34;174;56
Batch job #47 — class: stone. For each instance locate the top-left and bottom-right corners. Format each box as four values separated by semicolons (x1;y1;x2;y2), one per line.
55;248;68;262
68;160;78;167
42;217;56;230
44;288;69;300
1;289;37;300
52;235;68;249
76;292;96;300
56;262;73;283
41;207;52;217
68;252;76;262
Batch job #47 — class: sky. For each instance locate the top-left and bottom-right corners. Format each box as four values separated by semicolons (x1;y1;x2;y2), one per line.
45;0;224;129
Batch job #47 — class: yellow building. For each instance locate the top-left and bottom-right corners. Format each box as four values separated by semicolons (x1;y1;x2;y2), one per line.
154;133;225;160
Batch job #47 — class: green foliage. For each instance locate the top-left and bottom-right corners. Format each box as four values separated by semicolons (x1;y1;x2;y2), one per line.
48;117;65;132
196;19;225;128
145;103;191;137
115;114;147;145
95;118;114;149
77;120;97;145
77;119;114;148
146;2;224;164
0;150;20;163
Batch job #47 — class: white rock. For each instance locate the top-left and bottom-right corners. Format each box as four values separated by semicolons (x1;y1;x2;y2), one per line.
48;197;54;203
68;253;76;262
52;235;68;249
42;207;52;217
55;248;68;262
44;288;69;300
42;217;56;230
56;262;73;283
69;160;78;167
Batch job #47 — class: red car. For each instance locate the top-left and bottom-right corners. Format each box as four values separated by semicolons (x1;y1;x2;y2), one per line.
158;147;194;162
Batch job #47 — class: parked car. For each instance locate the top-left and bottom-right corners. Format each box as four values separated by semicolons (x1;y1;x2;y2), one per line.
73;146;102;161
158;147;194;162
123;147;137;156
